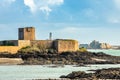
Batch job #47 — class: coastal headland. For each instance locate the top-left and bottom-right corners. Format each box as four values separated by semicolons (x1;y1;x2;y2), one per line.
0;27;120;79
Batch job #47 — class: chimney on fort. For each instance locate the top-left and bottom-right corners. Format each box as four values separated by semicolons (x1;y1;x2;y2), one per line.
18;27;35;40
49;32;52;40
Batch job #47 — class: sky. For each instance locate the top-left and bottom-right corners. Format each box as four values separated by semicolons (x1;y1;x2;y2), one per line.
0;0;120;45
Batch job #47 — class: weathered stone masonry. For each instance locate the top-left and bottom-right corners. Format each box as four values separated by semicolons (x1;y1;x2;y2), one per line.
0;27;79;53
54;39;79;52
19;27;35;40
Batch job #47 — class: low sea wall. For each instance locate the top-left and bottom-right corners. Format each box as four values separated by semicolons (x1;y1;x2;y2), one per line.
0;40;31;54
0;46;20;54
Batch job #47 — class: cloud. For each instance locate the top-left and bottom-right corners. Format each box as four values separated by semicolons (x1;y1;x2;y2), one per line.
114;0;120;9
39;6;52;16
107;17;120;24
58;27;79;34
84;8;98;19
24;0;37;13
0;0;16;7
24;0;64;15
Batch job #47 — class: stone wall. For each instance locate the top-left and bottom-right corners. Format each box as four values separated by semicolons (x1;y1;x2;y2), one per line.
0;27;79;53
18;40;31;48
30;40;53;49
0;39;79;53
54;39;79;52
0;40;31;54
0;46;20;54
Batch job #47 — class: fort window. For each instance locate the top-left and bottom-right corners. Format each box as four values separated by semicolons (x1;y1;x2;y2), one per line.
26;28;31;32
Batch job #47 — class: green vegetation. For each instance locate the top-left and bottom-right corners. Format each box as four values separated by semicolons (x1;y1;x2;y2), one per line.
19;45;56;54
19;46;40;53
19;45;87;54
77;47;87;52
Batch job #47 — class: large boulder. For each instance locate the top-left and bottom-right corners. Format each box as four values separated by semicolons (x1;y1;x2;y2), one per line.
60;68;120;79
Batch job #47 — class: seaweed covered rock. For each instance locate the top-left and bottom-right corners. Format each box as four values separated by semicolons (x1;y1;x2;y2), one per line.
60;68;120;79
60;71;93;79
1;50;120;65
95;68;120;79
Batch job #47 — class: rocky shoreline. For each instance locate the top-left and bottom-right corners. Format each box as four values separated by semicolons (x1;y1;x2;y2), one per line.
33;68;120;80
0;51;120;79
20;51;120;65
60;68;120;79
0;51;120;65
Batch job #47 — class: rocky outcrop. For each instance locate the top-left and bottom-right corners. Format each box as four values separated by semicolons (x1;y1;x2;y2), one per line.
0;51;120;65
60;68;120;79
95;68;120;79
60;71;93;79
19;51;120;65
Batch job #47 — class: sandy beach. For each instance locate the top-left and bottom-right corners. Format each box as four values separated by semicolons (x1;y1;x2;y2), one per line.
0;58;24;65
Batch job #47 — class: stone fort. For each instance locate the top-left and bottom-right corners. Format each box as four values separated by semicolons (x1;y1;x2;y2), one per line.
0;27;79;54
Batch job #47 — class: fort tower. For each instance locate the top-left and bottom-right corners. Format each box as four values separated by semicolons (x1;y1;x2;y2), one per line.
49;32;52;40
18;27;35;40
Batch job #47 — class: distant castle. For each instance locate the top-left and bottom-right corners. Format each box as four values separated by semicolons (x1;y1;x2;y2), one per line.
0;27;79;53
80;40;111;49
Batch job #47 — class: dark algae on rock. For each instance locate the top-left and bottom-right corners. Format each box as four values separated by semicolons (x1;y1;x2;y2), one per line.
19;51;120;65
0;51;120;65
60;68;120;79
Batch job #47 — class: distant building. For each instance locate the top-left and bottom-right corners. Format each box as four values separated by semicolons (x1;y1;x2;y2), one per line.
80;40;112;49
0;27;79;53
90;40;101;49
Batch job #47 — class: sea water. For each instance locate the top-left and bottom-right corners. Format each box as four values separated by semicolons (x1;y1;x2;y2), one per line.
0;64;120;80
88;49;120;56
0;49;120;80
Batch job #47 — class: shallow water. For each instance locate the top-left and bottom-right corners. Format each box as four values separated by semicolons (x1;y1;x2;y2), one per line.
0;64;120;80
88;49;120;56
0;49;120;80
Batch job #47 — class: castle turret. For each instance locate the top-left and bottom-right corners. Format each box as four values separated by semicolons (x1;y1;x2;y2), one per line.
18;27;35;40
49;32;52;40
